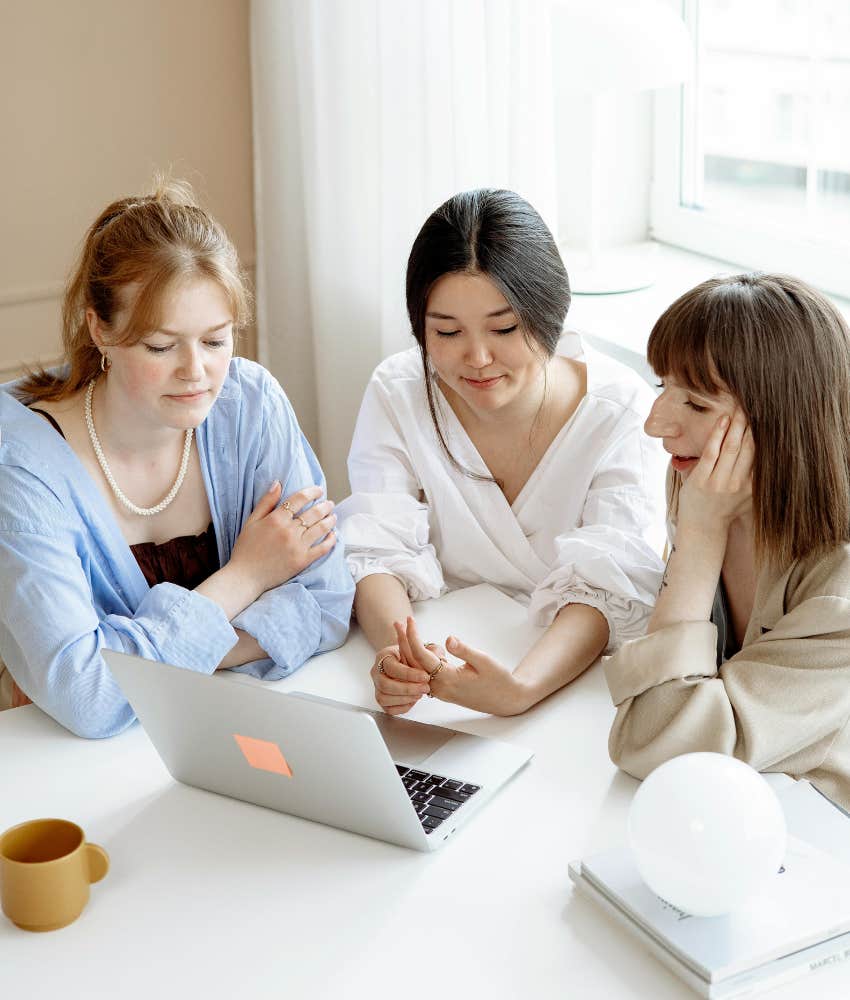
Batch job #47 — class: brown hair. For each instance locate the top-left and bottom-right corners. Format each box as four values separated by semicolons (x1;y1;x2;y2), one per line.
19;178;252;402
648;272;850;567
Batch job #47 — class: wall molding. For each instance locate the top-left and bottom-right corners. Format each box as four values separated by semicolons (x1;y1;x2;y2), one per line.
0;258;256;311
0;260;257;375
0;282;65;308
1;356;62;383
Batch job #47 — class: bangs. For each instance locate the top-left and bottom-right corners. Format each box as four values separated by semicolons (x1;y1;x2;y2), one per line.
646;284;728;396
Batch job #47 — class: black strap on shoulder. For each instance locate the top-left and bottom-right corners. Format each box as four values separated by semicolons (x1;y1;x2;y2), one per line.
29;407;66;440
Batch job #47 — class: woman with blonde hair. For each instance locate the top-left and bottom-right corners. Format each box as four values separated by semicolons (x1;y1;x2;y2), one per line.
0;181;353;736
605;273;850;808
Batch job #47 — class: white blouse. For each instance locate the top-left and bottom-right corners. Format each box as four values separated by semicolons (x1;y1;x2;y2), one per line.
337;338;667;651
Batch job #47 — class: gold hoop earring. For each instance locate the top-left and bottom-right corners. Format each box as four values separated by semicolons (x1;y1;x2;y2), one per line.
100;353;111;373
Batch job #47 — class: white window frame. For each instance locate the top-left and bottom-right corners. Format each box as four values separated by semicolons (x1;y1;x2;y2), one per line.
650;0;850;300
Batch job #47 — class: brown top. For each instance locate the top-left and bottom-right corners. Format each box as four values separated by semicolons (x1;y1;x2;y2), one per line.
130;525;220;590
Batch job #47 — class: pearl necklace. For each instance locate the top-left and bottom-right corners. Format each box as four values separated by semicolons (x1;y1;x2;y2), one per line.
84;379;194;517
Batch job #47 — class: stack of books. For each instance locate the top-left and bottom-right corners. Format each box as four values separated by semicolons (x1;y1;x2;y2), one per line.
569;780;850;997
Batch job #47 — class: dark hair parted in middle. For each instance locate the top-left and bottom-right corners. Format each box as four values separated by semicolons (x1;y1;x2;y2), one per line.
648;272;850;568
405;188;571;473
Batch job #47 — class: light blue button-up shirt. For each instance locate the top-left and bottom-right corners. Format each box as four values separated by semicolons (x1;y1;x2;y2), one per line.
0;358;354;738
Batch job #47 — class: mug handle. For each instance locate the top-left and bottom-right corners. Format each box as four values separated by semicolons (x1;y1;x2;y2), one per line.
85;843;110;884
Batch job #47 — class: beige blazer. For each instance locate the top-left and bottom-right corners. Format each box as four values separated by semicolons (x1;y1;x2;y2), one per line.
605;540;850;811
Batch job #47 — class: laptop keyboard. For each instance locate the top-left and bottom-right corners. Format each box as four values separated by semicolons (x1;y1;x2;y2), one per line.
395;765;480;834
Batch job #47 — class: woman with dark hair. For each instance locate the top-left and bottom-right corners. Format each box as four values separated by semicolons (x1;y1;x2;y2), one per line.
337;189;666;717
605;273;850;807
0;180;353;735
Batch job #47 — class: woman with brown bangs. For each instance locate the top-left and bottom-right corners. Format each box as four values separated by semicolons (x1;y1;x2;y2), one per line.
604;272;850;808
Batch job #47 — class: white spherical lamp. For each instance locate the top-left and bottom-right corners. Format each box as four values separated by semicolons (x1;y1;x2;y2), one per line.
628;753;787;917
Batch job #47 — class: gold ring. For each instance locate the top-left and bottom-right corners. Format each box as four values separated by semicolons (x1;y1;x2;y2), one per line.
281;500;293;513
426;658;445;697
377;652;393;675
428;658;446;679
423;643;446;680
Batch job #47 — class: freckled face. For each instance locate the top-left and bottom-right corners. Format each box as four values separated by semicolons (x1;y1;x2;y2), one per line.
423;271;544;415
644;374;737;478
103;278;234;431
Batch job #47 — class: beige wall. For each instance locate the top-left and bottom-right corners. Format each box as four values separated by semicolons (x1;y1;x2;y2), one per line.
0;0;255;382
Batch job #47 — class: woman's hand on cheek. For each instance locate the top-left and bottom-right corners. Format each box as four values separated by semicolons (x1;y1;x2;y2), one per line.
678;407;754;534
429;636;529;717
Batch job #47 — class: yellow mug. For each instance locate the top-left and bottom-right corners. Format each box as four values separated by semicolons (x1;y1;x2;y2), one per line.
0;818;109;932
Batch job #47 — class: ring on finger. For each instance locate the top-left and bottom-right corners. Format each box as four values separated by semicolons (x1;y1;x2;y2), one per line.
426;660;445;698
428;657;446;679
377;652;393;675
281;500;294;513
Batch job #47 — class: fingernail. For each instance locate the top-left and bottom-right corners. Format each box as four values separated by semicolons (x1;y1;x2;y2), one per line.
270;480;280;492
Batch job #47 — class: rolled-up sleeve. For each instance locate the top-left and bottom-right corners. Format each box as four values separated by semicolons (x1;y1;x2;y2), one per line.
0;499;237;739
605;590;850;783
338;492;444;600
337;371;445;602
528;424;665;651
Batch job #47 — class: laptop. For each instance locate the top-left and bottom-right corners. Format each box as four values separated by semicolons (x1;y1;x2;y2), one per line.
104;648;533;852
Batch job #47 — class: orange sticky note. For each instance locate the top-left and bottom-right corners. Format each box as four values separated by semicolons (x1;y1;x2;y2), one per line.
233;734;293;777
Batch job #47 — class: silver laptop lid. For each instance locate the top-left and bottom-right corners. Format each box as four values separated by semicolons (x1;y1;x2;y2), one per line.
105;650;431;850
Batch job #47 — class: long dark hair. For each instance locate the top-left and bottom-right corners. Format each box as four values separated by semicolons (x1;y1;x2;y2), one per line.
405;188;570;475
648;272;850;567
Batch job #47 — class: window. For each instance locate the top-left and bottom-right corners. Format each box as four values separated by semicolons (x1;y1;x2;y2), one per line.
652;0;850;298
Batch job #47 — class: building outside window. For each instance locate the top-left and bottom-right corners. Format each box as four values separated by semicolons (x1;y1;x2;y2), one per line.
652;0;850;298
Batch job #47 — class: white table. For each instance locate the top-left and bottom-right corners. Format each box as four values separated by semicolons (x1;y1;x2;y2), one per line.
2;585;847;999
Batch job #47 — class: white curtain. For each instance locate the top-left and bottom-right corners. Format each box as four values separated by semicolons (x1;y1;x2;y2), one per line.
251;0;559;498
